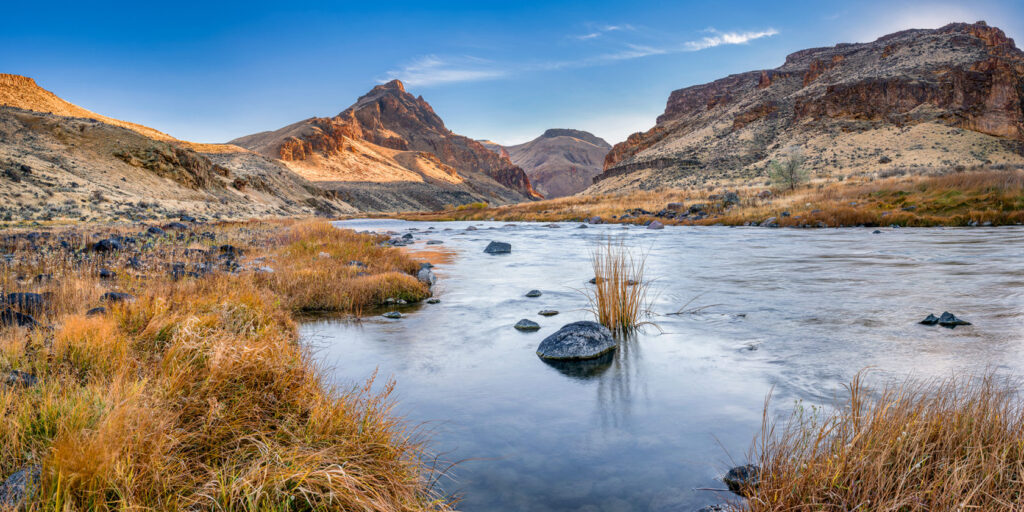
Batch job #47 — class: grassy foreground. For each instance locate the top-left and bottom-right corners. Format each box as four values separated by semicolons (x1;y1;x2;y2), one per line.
0;220;444;510
746;372;1024;510
395;167;1024;228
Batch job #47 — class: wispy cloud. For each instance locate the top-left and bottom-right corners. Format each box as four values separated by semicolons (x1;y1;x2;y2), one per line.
382;26;778;86
684;28;780;50
574;24;634;40
385;55;507;86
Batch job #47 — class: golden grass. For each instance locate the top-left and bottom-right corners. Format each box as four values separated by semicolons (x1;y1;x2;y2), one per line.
0;220;448;511
749;371;1024;510
584;239;651;336
393;167;1024;227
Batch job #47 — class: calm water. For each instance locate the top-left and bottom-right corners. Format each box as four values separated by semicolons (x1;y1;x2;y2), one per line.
302;220;1024;511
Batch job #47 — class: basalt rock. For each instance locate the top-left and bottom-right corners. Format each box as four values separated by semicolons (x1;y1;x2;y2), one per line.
536;321;616;360
596;22;1024;192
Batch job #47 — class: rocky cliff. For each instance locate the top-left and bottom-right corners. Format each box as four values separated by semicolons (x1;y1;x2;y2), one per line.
595;22;1024;193
231;80;542;208
505;129;611;198
0;74;353;221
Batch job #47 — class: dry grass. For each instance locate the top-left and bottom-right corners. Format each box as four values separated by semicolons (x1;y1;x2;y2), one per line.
584;239;652;336
393;167;1024;227
749;371;1024;510
0;220;448;511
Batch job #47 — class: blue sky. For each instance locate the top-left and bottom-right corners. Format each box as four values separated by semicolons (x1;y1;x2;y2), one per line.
3;1;1021;145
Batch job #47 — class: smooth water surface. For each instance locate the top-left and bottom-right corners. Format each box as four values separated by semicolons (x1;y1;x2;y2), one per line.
303;220;1024;511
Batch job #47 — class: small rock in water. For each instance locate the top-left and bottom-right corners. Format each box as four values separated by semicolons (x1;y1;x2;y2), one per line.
538;309;559;317
514;319;540;331
525;290;542;298
484;241;511;254
723;464;759;497
465;226;477;231
647;220;665;230
920;313;940;325
577;224;588;229
937;311;971;327
536;321;616;360
0;465;40;508
426;298;441;304
872;229;882;234
382;311;402;319
426;240;444;245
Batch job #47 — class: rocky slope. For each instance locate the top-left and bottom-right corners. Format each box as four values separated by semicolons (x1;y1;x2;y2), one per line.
0;74;355;222
594;21;1024;193
231;80;542;210
504;129;610;198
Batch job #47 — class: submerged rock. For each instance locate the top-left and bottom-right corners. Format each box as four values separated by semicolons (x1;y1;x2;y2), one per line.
514;319;540;331
426;298;441;304
723;464;759;497
536;321;616;361
484;241;511;254
538;309;559;317
525;290;542;298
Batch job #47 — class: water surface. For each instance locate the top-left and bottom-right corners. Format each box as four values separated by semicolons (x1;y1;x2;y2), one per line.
303;220;1024;511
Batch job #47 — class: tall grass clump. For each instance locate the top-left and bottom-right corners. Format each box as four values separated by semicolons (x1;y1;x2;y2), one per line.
585;238;652;336
749;371;1024;510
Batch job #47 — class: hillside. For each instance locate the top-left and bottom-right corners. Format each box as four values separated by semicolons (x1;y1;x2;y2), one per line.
231;80;542;210
593;21;1024;193
505;129;610;198
0;75;354;221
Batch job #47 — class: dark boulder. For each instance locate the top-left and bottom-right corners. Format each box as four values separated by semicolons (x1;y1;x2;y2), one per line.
538;309;559;317
724;464;759;497
525;290;542;298
938;311;971;327
146;226;165;236
536;321;616;360
4;370;37;388
164;222;189;231
382;311;402;319
100;292;136;303
98;268;116;280
92;238;123;252
0;308;41;330
0;465;40;508
920;314;939;325
5;292;50;315
484;241;511;254
86;307;107;317
180;214;197;223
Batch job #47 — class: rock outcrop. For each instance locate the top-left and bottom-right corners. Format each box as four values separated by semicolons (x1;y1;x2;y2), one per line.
231;80;542;210
504;129;611;198
594;22;1024;193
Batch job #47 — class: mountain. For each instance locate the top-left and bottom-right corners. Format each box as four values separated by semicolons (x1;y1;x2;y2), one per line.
594;21;1024;193
0;74;353;222
505;129;611;198
231;80;542;210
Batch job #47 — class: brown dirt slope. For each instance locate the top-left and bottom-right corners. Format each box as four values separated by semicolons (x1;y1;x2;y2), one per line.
594;21;1024;194
506;129;610;198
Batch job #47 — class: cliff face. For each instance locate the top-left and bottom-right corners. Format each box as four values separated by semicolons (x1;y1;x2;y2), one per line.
505;129;611;198
232;80;542;204
596;22;1024;192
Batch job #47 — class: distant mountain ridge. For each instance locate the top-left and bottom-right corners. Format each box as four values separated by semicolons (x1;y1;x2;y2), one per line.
231;80;542;210
484;129;611;198
593;21;1024;193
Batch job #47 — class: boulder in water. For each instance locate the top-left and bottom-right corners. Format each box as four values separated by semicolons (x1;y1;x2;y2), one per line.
382;311;402;319
417;267;436;287
514;319;540;331
484;241;511;254
525;290;542;298
648;221;665;230
938;311;971;327
536;321;616;360
723;464;759;497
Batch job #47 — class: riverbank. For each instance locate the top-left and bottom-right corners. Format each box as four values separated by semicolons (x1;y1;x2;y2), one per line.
390;168;1024;228
0;219;445;510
